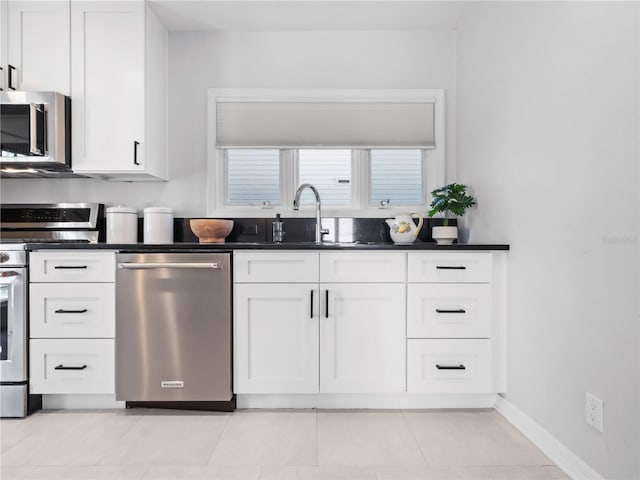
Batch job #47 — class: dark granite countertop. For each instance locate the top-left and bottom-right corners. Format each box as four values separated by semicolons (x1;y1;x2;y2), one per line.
25;241;509;252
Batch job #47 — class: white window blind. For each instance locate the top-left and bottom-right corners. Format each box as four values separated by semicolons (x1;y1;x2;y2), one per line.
216;101;435;148
226;149;280;205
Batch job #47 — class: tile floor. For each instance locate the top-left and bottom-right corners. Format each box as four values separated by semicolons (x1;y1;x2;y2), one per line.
0;408;568;480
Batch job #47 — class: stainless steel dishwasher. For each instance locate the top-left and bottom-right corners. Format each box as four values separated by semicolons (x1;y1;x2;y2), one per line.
115;253;233;411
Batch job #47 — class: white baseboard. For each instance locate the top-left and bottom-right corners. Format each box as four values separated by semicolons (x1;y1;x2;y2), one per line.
495;395;603;480
237;393;497;409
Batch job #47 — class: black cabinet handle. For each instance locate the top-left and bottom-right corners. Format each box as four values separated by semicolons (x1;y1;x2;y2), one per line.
436;364;466;370
133;140;140;165
436;266;466;270
55;309;88;314
325;290;329;318
310;290;314;318
54;265;87;269
8;64;16;90
435;309;466;314
55;364;87;370
0;66;3;91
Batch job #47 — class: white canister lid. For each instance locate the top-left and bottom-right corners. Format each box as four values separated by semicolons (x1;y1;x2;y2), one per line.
144;207;173;214
106;206;137;214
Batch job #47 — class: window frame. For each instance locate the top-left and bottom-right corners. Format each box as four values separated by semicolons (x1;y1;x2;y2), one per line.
207;88;445;217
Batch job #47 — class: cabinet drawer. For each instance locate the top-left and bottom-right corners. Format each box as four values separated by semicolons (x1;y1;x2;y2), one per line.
407;339;492;394
30;339;114;394
30;283;115;338
407;284;492;338
234;251;319;283
320;252;405;283
408;253;492;283
30;251;116;283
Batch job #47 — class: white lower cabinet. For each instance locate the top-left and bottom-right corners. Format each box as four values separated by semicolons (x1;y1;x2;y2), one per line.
233;250;505;401
407;339;492;394
29;250;116;396
234;283;319;394
406;252;497;396
234;251;407;394
320;283;406;393
30;339;115;394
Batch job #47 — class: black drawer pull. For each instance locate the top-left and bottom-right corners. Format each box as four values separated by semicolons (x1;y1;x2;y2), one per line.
436;364;466;370
435;309;466;314
310;290;314;318
54;265;88;269
55;364;87;370
55;309;88;314
325;290;329;318
436;266;466;270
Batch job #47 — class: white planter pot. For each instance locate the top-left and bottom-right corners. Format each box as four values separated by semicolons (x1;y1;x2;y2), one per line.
432;226;458;245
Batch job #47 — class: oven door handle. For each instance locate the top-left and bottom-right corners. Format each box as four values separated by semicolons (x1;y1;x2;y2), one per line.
118;262;224;270
0;270;21;282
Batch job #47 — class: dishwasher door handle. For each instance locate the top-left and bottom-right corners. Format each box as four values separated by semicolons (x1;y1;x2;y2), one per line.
118;262;224;270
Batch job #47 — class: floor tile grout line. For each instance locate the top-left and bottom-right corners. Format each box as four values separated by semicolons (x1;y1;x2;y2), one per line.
92;410;147;467
315;408;319;468
401;410;430;467
204;412;233;468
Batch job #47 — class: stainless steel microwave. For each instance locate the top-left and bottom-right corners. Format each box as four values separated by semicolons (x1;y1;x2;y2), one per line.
0;91;72;177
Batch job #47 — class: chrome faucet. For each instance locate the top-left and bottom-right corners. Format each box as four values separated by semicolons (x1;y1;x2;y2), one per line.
293;183;329;244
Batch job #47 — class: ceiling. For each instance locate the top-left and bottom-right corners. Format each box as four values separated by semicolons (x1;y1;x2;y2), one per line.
148;1;471;32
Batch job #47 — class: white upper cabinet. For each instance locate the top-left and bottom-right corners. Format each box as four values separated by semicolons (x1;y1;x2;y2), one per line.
1;0;70;94
70;1;167;180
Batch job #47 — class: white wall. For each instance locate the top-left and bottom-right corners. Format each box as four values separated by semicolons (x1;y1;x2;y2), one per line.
0;29;457;215
456;2;639;478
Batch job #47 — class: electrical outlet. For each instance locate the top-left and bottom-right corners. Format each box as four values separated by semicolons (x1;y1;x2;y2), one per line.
586;393;604;432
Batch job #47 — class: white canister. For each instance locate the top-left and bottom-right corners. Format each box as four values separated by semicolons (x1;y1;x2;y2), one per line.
143;207;174;244
106;206;138;244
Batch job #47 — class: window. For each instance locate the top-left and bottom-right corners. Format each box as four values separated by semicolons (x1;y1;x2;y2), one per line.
226;149;280;206
370;149;424;205
298;150;352;206
218;148;435;214
209;89;445;215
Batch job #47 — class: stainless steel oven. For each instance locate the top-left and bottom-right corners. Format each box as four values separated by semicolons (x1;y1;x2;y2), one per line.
0;244;41;417
0;91;72;177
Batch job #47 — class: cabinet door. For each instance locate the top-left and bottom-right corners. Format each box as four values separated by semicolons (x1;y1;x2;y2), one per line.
320;283;406;393
6;1;70;94
71;1;144;174
234;283;319;394
0;2;6;89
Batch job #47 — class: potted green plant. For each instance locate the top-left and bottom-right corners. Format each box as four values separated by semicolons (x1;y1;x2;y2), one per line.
427;183;476;244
